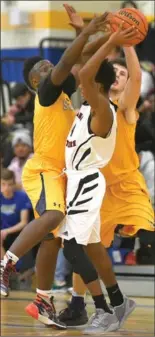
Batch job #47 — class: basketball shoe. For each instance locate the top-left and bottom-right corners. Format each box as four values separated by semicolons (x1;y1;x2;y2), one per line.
58;302;88;327
0;259;16;297
25;294;66;329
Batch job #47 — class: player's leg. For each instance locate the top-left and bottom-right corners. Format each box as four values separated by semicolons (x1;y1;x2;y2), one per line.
35;235;61;290
0;171;66;329
63;238;119;333
3;209;63;260
25;235;63;326
60;214;135;330
59;272;88;326
2;170;65;262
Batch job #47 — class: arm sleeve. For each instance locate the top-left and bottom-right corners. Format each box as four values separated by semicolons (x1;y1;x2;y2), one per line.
61;73;76;98
38;72;76;107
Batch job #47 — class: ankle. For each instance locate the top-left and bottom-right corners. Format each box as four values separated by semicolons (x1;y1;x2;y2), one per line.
4;251;19;266
92;294;112;314
71;294;85;310
36;288;53;299
106;283;124;307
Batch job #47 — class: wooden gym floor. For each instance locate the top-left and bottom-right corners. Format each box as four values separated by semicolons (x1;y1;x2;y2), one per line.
1;291;154;336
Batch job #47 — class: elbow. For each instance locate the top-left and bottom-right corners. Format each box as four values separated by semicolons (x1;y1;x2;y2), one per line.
21;222;27;228
79;68;90;85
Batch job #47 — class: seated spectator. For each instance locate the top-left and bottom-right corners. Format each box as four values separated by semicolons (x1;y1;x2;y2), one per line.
139;151;155;209
0;122;14;168
140;62;155;98
8;131;33;190
2;83;34;133
0;169;31;259
136;90;155;155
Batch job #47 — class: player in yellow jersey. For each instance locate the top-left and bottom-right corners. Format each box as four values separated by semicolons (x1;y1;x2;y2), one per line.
100;53;154;246
0;14;109;328
58;5;154;329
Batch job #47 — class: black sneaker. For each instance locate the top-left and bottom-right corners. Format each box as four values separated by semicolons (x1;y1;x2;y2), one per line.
25;295;66;329
58;302;88;327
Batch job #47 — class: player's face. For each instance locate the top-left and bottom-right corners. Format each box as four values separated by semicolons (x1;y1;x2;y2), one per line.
14;143;31;159
111;64;128;93
31;60;54;89
1;179;15;198
38;60;54;78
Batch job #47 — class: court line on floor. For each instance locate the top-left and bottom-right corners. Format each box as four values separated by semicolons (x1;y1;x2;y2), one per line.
2;297;154;309
1;322;154;334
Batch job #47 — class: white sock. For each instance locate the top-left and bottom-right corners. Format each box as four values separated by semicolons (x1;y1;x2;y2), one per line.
72;290;85;298
4;251;19;266
37;288;53;299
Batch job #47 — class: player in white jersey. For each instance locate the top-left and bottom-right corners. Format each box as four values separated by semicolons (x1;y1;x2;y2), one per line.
60;99;116;245
58;25;136;334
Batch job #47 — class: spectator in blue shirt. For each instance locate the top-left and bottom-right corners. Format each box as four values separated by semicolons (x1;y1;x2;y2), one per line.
0;169;31;258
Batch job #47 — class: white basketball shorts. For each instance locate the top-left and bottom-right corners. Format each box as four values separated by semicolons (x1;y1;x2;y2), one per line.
58;168;106;245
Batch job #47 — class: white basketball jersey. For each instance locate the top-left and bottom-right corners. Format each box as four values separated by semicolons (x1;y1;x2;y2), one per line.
65;101;117;171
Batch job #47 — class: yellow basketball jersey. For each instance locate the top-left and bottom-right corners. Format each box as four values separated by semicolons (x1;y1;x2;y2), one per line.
33;92;75;170
101;104;139;185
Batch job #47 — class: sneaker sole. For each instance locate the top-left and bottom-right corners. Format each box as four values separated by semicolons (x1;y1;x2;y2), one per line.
84;321;119;335
63;321;88;329
67;324;88;330
25;303;66;329
119;302;137;329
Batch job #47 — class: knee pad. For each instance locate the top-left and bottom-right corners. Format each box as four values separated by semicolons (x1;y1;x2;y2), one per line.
64;239;98;284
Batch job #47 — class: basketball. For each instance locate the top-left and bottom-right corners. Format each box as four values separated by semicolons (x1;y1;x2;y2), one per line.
110;8;149;46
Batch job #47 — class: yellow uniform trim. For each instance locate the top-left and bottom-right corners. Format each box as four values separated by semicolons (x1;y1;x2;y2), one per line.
1;11;154;31
1;10;92;31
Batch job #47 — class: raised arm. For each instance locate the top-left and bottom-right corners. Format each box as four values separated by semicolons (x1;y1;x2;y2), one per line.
79;26;137;137
79;26;137;108
63;3;84;36
63;4;112;64
118;46;142;124
51;14;108;86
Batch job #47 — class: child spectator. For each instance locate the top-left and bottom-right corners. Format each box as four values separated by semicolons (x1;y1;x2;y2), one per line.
8;131;33;190
0;169;31;258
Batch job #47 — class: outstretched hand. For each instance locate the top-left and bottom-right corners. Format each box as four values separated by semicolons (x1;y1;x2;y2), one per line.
83;12;111;36
63;3;84;30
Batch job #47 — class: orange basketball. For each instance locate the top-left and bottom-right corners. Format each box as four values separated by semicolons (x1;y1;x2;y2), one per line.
110;8;149;46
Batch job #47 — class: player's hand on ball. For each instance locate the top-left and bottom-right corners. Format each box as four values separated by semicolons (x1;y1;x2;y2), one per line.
84;12;111;35
109;23;140;46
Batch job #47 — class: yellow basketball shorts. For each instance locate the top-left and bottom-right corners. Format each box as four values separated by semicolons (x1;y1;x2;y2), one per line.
22;160;66;237
100;171;154;248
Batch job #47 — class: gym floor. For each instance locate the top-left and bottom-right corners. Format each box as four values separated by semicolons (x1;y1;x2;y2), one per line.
1;291;154;336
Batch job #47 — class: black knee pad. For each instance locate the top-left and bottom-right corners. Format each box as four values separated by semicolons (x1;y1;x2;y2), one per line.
64;239;98;284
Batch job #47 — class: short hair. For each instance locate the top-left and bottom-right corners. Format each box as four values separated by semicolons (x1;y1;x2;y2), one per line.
1;169;15;182
95;59;116;93
23;56;43;89
111;57;128;70
121;0;138;9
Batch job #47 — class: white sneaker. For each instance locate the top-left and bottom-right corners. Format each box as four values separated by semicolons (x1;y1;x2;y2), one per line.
83;308;119;335
114;296;136;328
